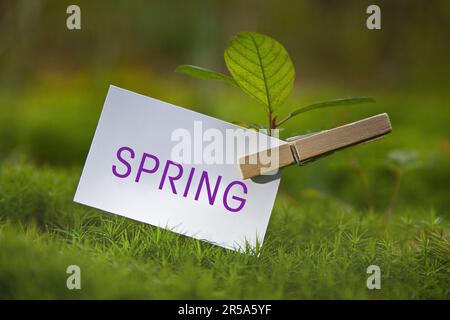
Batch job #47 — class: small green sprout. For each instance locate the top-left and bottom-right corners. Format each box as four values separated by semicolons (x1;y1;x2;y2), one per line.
385;149;423;221
176;31;374;136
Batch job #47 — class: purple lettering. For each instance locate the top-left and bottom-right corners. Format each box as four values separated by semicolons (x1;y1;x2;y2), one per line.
135;153;160;182
223;181;247;212
195;171;222;205
159;160;184;194
112;147;246;213
112;146;135;178
183;167;196;197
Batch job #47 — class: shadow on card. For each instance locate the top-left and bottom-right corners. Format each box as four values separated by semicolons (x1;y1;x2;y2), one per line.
250;170;282;184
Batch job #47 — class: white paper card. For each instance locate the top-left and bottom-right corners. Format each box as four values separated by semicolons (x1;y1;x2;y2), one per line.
74;85;283;251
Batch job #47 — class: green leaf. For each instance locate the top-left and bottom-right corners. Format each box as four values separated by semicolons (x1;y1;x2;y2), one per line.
224;32;295;111
386;149;423;172
175;64;237;86
277;97;375;126
231;121;263;130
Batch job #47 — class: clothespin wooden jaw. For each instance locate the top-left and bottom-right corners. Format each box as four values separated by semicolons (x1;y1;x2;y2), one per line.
239;113;392;180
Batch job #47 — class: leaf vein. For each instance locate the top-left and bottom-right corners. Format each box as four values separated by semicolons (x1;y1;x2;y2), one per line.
225;50;264;81
249;33;272;109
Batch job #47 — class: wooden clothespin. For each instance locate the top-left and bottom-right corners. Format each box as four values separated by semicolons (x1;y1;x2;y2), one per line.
239;113;392;180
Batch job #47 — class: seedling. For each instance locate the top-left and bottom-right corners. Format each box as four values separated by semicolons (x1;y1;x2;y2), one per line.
385;149;423;220
176;31;374;136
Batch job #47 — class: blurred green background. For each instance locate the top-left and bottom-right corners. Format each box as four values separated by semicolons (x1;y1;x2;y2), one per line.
0;0;448;299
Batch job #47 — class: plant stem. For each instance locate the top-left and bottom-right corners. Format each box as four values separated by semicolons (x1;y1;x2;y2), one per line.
268;110;273;136
275;114;290;127
347;154;373;210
